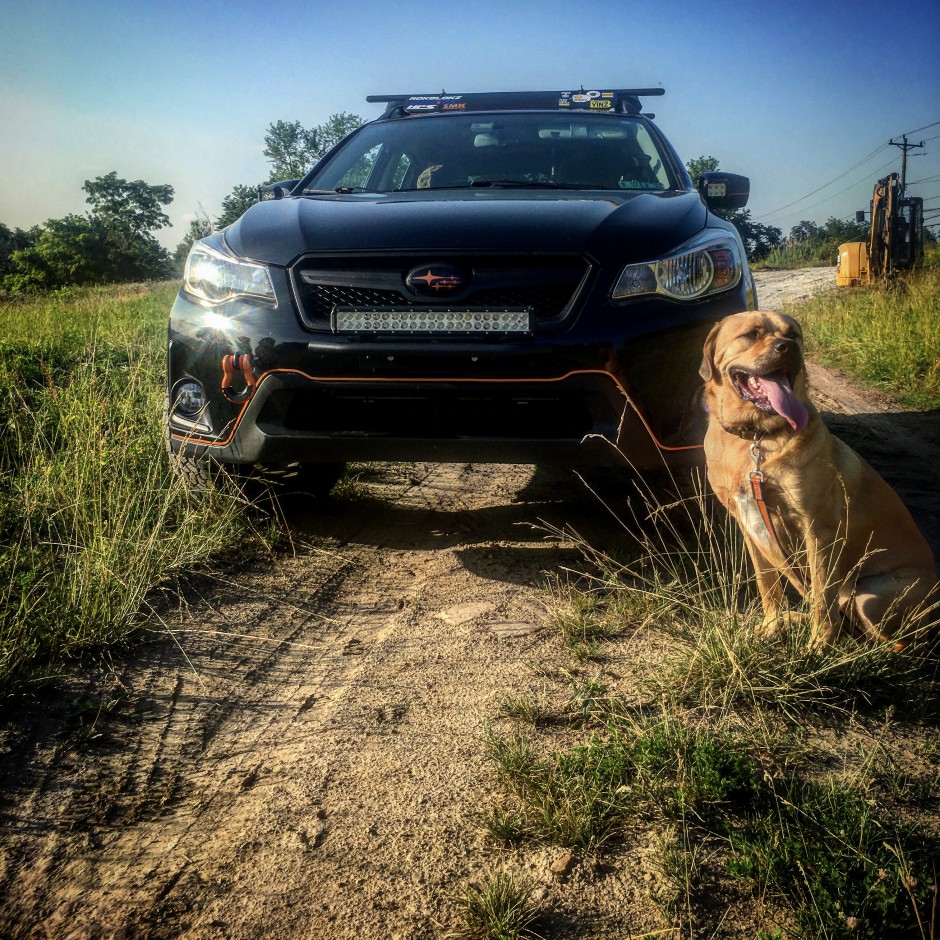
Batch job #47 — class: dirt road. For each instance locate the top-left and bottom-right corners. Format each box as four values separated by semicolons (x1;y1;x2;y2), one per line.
1;268;937;938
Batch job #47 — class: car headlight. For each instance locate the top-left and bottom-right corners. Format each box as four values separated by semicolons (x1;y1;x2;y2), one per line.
611;230;742;301
183;241;276;306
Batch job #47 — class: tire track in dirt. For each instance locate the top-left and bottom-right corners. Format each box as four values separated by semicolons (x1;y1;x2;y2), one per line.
0;463;584;938
0;467;443;936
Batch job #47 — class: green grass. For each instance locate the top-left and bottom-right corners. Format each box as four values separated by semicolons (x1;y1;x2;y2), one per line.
755;239;839;270
0;283;249;691
449;871;543;940
486;473;940;937
488;691;939;936
785;246;940;410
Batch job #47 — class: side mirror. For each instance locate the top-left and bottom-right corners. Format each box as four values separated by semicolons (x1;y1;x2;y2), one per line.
259;179;300;201
698;172;750;211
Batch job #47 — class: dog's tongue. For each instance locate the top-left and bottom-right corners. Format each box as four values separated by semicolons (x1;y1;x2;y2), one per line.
756;372;809;432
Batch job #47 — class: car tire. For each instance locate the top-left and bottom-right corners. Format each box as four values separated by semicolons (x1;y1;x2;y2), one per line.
254;461;346;498
163;400;345;498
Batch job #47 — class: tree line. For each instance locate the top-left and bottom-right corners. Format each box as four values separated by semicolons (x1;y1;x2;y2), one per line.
2;119;869;295
0;113;362;294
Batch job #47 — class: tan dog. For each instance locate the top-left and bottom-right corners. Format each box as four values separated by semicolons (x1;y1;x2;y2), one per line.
699;310;936;648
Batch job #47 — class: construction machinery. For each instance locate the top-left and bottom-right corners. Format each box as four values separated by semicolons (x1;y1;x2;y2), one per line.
837;172;924;286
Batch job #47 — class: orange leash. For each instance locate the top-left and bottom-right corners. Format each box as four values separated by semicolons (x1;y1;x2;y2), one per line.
749;438;807;591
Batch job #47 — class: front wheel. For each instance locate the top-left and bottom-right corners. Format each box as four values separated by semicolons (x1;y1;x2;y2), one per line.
253;461;346;498
165;408;344;498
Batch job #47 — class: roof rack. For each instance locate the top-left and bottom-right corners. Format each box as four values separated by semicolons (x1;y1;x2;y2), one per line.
366;88;664;119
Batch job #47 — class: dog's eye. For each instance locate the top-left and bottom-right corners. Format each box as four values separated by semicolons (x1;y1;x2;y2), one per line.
739;329;760;342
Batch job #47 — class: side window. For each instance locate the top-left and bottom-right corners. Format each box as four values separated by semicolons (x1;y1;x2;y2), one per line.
631;129;671;190
337;143;383;189
390;154;412;190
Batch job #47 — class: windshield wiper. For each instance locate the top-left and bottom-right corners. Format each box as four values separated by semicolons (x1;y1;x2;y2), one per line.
469;179;560;189
302;186;381;195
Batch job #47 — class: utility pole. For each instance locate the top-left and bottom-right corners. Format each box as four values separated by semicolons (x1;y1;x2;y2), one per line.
888;135;925;194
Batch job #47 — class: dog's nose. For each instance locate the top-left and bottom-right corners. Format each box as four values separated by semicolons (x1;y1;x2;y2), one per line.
773;338;795;353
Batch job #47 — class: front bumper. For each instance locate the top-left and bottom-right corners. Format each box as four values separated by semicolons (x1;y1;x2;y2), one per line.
167;282;750;470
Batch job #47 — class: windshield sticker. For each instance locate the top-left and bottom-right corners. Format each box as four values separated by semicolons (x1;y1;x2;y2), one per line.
618;179;665;190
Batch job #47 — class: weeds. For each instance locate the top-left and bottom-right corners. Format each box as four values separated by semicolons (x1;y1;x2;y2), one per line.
497;693;551;725
486;704;938;936
788;247;940;410
0;284;251;690
484;443;940;935
727;776;938;938
450;871;542;940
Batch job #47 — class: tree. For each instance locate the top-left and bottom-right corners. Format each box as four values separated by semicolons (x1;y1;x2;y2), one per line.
726;209;783;262
3;215;111;292
81;172;174;281
215;184;261;229
173;211;213;270
0;223;40;281
789;220;824;243
685;155;782;262
685;155;720;190
211;113;365;230
83;171;174;237
262;112;363;182
2;172;175;292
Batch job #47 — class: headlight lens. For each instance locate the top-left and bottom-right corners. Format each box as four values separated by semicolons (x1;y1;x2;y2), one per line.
183;241;276;306
611;230;742;301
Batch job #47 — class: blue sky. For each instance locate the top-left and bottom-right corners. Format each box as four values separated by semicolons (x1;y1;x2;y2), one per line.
1;0;938;250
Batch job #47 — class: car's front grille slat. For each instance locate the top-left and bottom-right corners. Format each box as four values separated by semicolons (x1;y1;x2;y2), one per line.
291;255;590;332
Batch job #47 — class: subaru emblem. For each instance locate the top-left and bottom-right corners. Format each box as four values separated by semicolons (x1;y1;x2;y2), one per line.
405;263;467;297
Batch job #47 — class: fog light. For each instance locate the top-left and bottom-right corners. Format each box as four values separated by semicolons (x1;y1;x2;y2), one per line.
174;380;206;417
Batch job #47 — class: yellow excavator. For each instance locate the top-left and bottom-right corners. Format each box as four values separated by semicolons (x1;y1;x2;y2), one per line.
836;172;924;286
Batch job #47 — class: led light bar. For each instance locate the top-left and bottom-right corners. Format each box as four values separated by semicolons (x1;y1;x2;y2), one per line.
334;307;531;334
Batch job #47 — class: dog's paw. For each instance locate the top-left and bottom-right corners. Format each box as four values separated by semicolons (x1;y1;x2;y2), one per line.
756;611;794;639
807;619;841;651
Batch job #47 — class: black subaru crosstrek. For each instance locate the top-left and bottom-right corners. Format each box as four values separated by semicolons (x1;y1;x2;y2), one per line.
167;88;755;493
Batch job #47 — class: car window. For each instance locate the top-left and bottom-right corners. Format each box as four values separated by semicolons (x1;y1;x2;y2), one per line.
306;114;678;193
334;143;384;189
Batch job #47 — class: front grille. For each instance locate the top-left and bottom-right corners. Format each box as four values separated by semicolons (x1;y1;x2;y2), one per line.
291;255;591;332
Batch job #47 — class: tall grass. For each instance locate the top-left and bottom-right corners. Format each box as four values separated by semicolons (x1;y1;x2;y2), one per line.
0;284;246;691
486;475;940;936
756;239;838;270
788;246;940;409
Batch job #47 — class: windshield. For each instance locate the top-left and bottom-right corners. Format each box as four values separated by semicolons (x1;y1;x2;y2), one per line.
305;113;678;193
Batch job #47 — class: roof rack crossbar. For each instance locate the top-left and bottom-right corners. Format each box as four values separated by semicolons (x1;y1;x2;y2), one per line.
366;88;665;118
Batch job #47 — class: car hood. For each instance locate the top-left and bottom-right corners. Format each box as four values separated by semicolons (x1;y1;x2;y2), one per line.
223;190;708;266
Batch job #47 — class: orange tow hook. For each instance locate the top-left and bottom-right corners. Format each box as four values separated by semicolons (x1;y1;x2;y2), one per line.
221;352;257;404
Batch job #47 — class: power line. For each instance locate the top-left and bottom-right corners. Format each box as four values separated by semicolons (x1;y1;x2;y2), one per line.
756;144;889;218
776;156;899;220
756;118;940;220
902;120;940;135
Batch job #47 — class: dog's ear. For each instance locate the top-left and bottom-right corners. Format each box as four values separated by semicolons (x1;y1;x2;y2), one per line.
699;322;723;383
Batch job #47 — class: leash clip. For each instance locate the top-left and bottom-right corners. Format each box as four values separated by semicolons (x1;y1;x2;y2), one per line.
749;437;763;482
